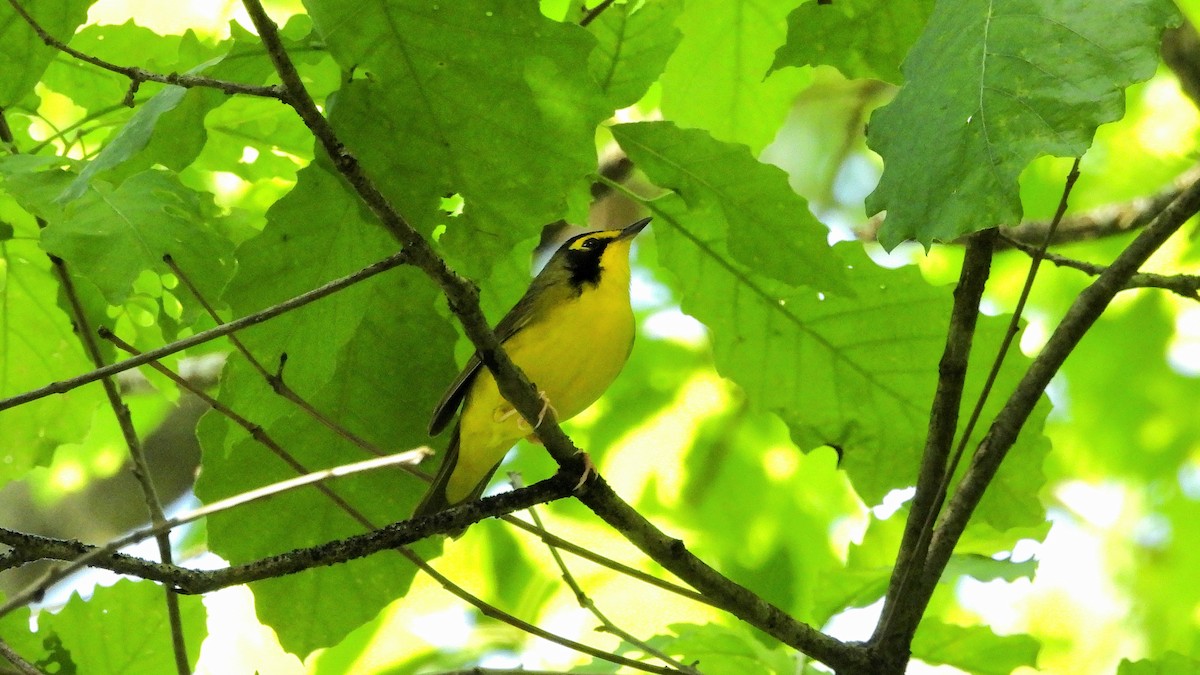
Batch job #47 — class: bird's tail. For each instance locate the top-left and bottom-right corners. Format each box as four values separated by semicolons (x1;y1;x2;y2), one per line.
412;424;505;538
413;425;461;521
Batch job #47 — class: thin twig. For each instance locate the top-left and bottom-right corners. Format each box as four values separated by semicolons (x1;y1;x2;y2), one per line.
0;637;41;675
99;326;430;477
48;256;189;674
162;254;391;457
499;514;714;607
510;475;698;673
399;546;680;675
28;103;133;153
0;250;411;413
580;0;617;26
6;0;284;101
1000;235;1200;299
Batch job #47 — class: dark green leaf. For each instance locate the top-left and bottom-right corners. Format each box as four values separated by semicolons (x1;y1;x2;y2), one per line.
587;0;683;109
307;0;608;279
867;0;1179;248
771;0;935;83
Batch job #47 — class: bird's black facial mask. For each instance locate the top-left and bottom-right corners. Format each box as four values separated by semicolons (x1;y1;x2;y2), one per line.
563;231;620;289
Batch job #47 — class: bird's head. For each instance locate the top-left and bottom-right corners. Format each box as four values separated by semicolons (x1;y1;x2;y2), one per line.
550;217;651;290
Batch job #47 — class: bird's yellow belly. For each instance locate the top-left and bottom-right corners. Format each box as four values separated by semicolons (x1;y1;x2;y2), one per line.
447;287;635;502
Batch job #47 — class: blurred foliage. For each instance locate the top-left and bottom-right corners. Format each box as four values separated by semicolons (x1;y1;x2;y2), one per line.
0;1;1196;674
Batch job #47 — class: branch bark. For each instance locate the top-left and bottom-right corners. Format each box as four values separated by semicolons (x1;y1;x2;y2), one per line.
0;474;576;596
238;3;866;668
869;230;996;658
906;167;1200;655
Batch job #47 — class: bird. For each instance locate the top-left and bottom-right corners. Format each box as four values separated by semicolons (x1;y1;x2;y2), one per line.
413;217;651;527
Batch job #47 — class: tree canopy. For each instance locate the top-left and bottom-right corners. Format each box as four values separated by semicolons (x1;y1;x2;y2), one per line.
0;1;1198;674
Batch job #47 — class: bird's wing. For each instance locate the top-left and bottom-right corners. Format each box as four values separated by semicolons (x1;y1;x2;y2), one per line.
427;290;543;436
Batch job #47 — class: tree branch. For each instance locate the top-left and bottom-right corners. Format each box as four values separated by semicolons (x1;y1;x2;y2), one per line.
239;2;867;669
870;229;997;651
0;251;411;413
913;166;1200;646
0;474;575;597
5;0;285;101
861;165;1200;249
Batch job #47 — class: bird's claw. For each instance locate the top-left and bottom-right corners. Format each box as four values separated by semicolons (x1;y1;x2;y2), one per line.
509;390;556;432
573;452;595;491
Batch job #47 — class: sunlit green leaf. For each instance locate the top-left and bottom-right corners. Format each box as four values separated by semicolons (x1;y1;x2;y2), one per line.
613;121;849;294
2;580;205;674
772;0;935;83
660;0;810;153
0;0;90;106
912;620;1039;675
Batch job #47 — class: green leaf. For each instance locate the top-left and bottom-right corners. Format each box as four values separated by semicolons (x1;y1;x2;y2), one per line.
0;236;103;482
0;0;91;106
648;198;935;504
661;622;796;675
41;169;235;318
647;196;1047;526
587;0;683;109
660;0;810;153
1119;652;1200;674
4;580;205;674
307;0;609;279
612;121;850;294
944;552;1037;583
196;162;458;654
771;0;935;83
912;620;1039;675
867;0;1179;248
57;85;190;203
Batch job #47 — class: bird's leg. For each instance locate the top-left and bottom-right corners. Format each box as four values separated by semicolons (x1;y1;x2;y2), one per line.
494;394;590;487
496;391;557;433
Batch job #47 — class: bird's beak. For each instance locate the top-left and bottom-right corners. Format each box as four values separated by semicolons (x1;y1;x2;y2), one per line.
617;217;651;240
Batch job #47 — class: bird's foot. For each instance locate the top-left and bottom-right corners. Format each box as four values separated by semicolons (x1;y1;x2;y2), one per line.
511;390;556;432
573;452;595;491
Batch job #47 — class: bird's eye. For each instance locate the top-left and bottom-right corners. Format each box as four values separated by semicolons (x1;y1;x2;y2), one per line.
582;238;600;249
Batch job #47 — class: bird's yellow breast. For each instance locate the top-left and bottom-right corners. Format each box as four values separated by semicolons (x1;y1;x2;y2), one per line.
447;264;635;502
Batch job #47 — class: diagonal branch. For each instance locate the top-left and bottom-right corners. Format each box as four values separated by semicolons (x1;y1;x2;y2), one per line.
49;256;190;674
239;1;865;668
0;251;411;413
